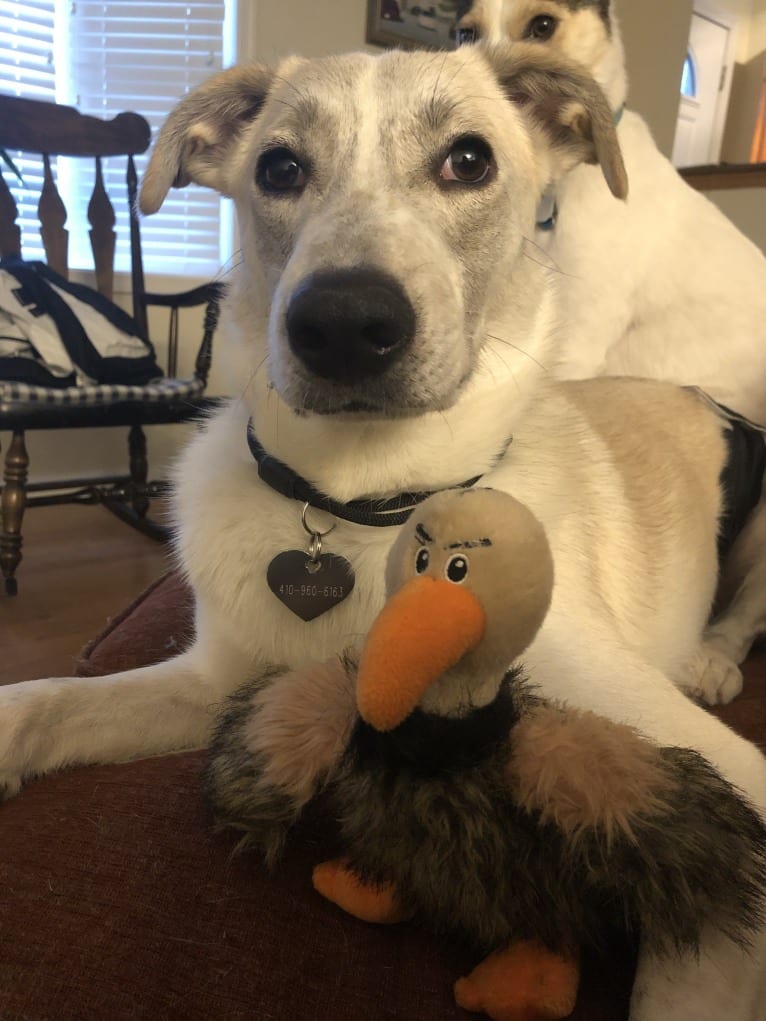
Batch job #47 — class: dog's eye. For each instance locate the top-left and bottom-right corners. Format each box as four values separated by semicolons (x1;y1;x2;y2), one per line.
526;14;558;40
440;137;493;184
415;547;430;574
445;554;469;584
457;26;478;45
257;148;306;193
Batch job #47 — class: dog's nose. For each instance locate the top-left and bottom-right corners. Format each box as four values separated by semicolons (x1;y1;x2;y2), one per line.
286;268;416;381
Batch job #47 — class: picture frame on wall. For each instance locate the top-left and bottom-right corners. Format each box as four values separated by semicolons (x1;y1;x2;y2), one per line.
365;1;459;51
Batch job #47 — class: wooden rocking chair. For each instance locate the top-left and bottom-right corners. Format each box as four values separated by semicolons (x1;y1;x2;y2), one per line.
0;93;223;595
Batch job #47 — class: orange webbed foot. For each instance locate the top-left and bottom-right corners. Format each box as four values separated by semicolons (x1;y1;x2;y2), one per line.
454;940;579;1021
312;859;412;925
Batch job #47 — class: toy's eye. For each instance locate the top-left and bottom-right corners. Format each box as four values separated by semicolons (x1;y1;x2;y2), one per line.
440;136;493;184
415;547;430;574
257;147;307;193
526;14;558;41
445;554;469;583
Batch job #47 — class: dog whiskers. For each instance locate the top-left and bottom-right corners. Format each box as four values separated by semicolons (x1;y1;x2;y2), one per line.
520;233;583;284
486;333;549;373
480;344;521;398
270;96;304;117
423;66;471;134
271;74;317;121
234;353;270;412
437;409;455;444
520;236;567;277
272;72;311;104
216;250;244;282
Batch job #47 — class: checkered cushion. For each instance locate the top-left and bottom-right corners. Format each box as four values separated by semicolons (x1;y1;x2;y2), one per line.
0;375;205;407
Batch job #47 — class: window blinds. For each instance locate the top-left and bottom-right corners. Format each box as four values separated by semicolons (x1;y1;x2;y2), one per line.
0;0;56;98
1;0;230;277
0;1;57;262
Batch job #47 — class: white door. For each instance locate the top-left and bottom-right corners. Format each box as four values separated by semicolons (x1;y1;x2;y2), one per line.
672;12;730;167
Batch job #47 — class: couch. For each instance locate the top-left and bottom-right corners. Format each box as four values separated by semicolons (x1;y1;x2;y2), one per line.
1;571;764;1020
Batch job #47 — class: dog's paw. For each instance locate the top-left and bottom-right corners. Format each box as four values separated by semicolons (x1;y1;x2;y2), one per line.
0;772;22;802
676;643;743;706
0;734;25;801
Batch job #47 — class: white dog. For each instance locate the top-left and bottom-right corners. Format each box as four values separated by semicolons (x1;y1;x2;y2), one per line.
456;0;766;417
457;0;766;701
2;43;766;1020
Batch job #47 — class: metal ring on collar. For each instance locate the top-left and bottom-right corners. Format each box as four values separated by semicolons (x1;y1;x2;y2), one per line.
308;531;323;561
301;502;336;539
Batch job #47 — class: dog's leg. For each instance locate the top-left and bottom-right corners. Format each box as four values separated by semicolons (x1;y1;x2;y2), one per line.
615;699;765;1021
630;925;766;1021
676;632;745;706
676;499;766;706
0;637;256;799
678;572;766;707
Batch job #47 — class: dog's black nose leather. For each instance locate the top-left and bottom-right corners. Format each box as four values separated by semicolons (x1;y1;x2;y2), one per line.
286;268;416;382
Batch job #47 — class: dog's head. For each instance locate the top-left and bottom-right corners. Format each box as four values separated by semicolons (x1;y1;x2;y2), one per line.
141;45;626;419
456;1;626;110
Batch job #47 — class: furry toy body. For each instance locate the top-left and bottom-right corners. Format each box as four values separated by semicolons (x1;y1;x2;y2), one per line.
334;671;766;959
206;490;766;1020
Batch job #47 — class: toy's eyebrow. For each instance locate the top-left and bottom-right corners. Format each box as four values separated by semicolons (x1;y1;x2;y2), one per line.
415;524;433;545
445;538;492;550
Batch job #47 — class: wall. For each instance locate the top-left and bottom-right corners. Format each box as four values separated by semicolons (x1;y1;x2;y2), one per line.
736;0;766;59
245;0;368;62
708;0;754;60
704;186;766;248
614;0;693;155
721;47;766;161
752;3;766;53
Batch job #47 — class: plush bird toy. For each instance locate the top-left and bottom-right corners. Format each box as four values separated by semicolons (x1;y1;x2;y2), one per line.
206;488;766;1021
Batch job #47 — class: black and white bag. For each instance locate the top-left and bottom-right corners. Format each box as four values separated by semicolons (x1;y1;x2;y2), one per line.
0;257;163;389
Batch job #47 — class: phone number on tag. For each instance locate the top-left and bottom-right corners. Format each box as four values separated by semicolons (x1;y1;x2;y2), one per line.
279;584;345;599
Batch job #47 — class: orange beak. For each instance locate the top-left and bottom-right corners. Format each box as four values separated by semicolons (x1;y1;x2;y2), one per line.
357;576;486;731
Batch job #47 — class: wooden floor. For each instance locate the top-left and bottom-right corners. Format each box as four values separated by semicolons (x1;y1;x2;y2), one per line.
1;504;170;683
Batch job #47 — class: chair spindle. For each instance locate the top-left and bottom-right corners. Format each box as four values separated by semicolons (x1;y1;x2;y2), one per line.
88;155;116;300
39;154;68;277
0;168;22;258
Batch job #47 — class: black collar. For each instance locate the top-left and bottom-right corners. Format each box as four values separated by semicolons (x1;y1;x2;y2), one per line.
247;419;488;528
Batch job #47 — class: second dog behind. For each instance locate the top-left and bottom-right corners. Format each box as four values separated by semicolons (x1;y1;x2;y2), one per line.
457;0;766;699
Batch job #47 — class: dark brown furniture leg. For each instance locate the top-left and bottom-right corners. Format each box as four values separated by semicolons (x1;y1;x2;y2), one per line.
1;429;30;596
128;423;150;518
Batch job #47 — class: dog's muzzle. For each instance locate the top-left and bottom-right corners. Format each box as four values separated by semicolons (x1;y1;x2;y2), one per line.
286;268;416;383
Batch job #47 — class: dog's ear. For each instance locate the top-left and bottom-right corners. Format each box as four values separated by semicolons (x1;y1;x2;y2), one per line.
139;64;275;215
488;44;628;200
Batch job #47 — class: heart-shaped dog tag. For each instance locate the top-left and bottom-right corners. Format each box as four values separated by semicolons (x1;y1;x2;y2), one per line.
267;550;355;621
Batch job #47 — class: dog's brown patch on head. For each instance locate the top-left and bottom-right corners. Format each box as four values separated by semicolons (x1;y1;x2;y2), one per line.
139;63;276;214
485;43;627;199
509;705;675;841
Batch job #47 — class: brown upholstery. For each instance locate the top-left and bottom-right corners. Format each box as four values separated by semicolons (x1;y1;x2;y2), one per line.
2;571;765;1021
